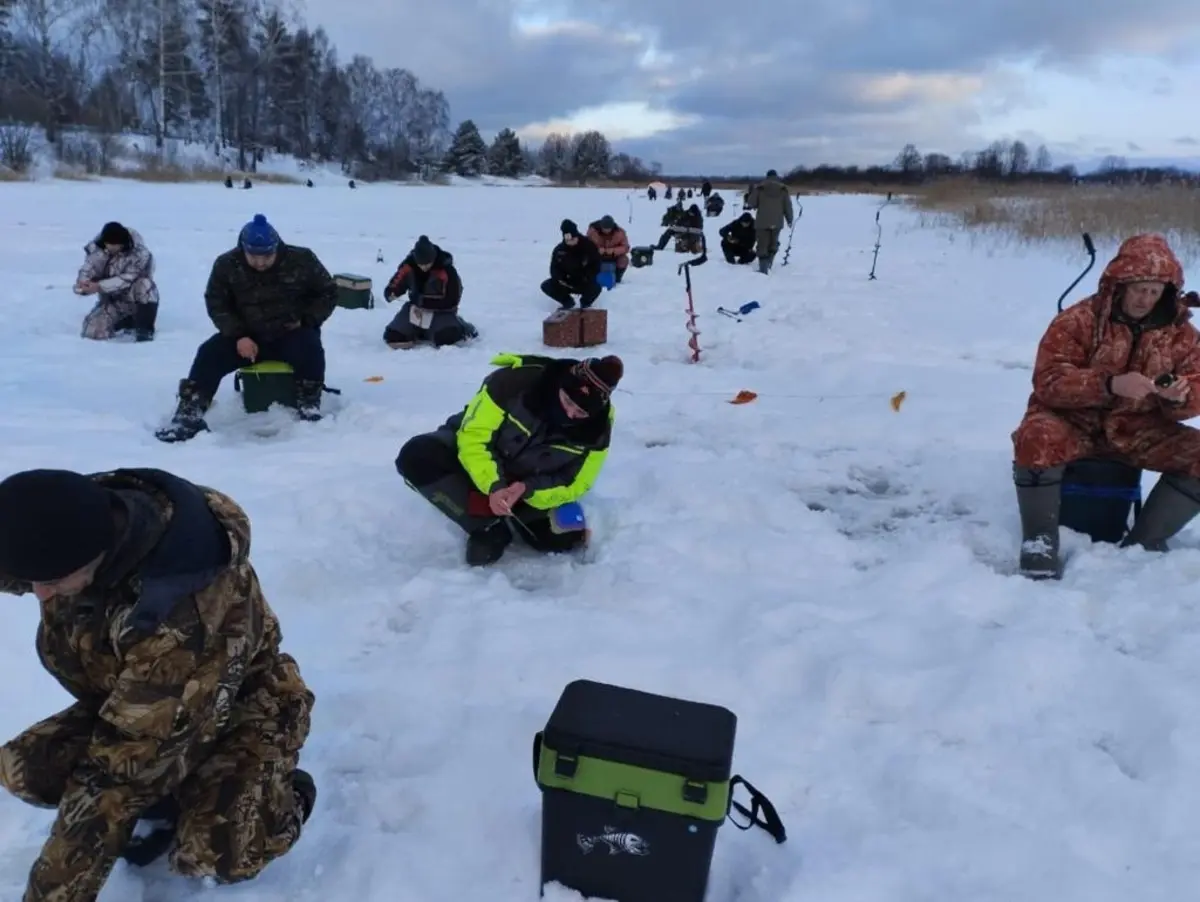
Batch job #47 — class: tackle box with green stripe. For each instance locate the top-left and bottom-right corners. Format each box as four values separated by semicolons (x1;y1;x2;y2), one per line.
533;679;750;902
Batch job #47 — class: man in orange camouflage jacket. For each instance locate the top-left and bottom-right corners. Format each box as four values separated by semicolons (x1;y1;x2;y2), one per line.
586;215;630;283
1012;233;1200;578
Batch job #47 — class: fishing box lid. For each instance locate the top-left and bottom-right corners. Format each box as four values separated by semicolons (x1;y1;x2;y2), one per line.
335;273;372;288
543;679;736;783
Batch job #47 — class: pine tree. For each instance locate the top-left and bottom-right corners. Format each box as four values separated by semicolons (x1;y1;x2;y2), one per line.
442;119;488;176
486;128;525;177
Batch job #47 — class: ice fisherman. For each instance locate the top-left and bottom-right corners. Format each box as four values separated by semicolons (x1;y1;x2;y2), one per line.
586;215;631;284
1012;233;1200;578
719;213;757;265
394;352;623;566
73;221;160;341
156;214;338;442
746;169;794;273
541;220;603;309
0;467;316;901
382;235;477;348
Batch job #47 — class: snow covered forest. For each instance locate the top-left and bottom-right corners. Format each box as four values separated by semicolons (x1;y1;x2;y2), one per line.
0;0;661;181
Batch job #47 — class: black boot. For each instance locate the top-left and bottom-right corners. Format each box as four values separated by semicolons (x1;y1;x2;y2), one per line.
156;379;211;443
296;379;323;422
1120;473;1200;551
133;301;158;342
1014;464;1065;580
292;768;316;824
466;521;513;566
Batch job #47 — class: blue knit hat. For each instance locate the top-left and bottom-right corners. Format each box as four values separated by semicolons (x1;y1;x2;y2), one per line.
239;214;280;255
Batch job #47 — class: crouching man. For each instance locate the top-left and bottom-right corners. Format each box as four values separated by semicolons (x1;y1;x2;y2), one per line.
586;215;630;283
395;353;623;566
382;235;475;348
1012;233;1200;579
75;221;159;341
0;467;315;900
157;214;337;442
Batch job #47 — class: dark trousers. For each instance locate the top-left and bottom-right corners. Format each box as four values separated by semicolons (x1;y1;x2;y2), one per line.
395;431;586;553
722;242;756;264
187;328;325;399
540;278;602;309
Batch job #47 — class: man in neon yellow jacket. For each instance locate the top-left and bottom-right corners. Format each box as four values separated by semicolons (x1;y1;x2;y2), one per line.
396;352;623;566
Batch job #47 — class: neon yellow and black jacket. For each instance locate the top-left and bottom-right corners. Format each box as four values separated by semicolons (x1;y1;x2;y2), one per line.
441;353;614;510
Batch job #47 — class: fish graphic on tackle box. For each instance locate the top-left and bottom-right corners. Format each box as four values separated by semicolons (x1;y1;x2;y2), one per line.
533;679;787;902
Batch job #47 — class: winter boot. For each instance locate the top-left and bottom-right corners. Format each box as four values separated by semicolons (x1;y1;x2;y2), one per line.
758;256;773;274
155;379;211;443
296;379;323;422
1013;464;1065;580
466;520;513;566
133;301;158;342
1120;473;1200;551
292;768;316;824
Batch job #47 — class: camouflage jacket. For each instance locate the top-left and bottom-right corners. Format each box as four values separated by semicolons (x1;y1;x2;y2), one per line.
748;177;794;229
1019;233;1200;444
204;243;337;340
0;468;313;902
76;229;155;296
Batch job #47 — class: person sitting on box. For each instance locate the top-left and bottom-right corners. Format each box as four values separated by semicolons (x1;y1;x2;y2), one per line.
719;213;757;265
74;221;160;342
705;193;724;217
540;220;602;309
381;235;475;348
655;203;706;255
395;352;623;566
156;214;337;443
1012;233;1200;579
586;215;630;285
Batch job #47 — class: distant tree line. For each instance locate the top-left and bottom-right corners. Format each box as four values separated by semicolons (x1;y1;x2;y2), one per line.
0;0;661;182
659;140;1200;188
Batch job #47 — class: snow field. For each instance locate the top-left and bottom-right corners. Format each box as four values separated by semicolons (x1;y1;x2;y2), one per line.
0;179;1196;900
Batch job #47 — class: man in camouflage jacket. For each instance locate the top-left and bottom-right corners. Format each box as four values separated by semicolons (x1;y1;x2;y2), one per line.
746;169;794;273
1011;233;1200;578
74;221;160;342
0;467;316;901
157;214;338;442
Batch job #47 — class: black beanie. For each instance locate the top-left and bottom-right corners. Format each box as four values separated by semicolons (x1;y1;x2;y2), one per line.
98;221;132;249
0;469;115;582
560;219;579;236
412;235;436;266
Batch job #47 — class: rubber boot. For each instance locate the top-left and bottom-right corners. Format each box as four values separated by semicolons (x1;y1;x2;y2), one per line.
1120;473;1200;551
292;768;317;824
133;301;158;341
466;521;513;566
1013;464;1065;580
296;379;323;422
155;379;210;443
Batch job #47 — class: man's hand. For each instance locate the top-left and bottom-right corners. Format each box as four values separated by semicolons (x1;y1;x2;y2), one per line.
76;280;99;295
488;482;526;516
1110;372;1156;400
236;337;258;361
1157;378;1191;405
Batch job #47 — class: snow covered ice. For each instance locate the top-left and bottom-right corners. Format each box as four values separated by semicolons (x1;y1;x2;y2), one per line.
0;179;1197;901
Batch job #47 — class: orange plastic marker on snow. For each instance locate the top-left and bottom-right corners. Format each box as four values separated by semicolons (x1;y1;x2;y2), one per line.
729;390;757;404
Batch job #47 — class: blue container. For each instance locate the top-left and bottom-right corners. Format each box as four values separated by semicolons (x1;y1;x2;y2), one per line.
597;264;616;290
550;502;587;534
1060;458;1142;543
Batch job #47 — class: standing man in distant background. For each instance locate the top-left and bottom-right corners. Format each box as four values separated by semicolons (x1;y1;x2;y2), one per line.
748;169;794;274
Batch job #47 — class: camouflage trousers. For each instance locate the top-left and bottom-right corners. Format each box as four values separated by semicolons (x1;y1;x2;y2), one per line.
1012;410;1200;477
0;702;307;895
81;278;157;340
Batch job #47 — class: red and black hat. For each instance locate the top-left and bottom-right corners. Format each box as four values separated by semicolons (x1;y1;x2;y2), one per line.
560;356;623;416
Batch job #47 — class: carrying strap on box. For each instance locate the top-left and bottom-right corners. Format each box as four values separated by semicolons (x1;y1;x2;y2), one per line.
533;733;786;844
728;775;787;844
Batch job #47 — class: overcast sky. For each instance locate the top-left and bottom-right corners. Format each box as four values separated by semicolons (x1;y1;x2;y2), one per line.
300;0;1200;174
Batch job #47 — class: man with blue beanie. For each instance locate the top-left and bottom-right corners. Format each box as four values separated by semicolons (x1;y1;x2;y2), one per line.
157;214;337;442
